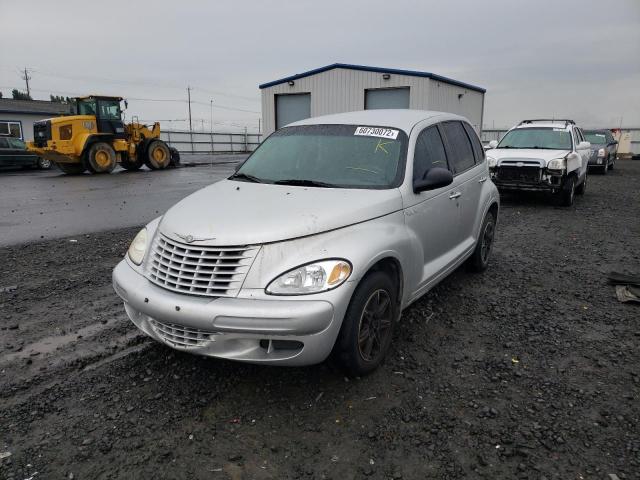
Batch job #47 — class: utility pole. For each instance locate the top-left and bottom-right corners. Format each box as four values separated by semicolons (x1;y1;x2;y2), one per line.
21;67;32;97
187;86;193;132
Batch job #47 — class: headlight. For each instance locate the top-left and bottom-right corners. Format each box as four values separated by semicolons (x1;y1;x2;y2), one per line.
127;228;148;265
266;259;352;295
487;156;497;168
597;148;606;158
547;158;566;170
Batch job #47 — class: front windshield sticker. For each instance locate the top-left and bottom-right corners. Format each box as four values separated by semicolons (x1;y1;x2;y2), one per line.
354;126;399;139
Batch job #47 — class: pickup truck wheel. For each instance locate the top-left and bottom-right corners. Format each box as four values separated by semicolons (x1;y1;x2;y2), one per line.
334;271;396;376
87;142;117;173
468;212;496;272
37;157;51;170
559;176;576;206
55;162;87;175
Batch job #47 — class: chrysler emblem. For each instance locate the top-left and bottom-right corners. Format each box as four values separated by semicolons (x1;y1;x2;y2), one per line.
175;233;215;243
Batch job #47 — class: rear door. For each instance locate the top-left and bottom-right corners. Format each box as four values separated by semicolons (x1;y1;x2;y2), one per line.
440;121;485;250
7;138;37;166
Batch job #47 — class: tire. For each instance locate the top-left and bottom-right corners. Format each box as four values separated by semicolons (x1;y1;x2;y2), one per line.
601;158;608;175
558;176;576;207
467;211;497;272
608;155;615;170
55;162;86;175
576;171;587;195
86;142;117;173
144;140;171;170
37;157;51;170
169;147;181;167
120;156;144;172
333;271;397;376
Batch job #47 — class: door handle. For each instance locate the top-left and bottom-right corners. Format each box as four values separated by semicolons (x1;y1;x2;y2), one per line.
449;191;462;199
478;176;488;183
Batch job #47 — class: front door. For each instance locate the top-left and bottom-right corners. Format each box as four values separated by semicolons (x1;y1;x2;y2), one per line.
403;124;463;297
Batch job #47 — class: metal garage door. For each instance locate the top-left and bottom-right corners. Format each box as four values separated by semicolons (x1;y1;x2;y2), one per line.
276;93;311;129
365;87;410;110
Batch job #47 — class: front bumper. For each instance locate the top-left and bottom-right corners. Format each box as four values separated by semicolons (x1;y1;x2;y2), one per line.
112;260;353;366
491;168;564;192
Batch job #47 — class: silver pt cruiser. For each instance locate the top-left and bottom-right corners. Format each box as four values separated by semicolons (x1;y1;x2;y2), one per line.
112;110;499;375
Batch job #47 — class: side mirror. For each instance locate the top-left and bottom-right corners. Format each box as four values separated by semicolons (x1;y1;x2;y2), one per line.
578;141;590;150
488;140;498;149
413;167;454;193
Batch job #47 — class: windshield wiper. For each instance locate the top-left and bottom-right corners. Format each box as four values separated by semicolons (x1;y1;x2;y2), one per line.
228;172;264;183
274;179;337;188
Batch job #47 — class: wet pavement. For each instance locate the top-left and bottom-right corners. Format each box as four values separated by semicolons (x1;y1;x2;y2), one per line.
0;154;247;247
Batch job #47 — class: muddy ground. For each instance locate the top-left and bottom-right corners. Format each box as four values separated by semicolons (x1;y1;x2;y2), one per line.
1;162;639;479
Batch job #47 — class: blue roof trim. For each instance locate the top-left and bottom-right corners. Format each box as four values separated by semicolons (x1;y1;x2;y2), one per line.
258;63;486;93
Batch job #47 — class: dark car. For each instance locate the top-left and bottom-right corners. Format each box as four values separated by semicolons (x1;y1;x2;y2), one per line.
0;135;51;170
584;129;617;174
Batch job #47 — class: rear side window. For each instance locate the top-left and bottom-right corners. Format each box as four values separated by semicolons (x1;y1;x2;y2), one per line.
413;126;449;181
462;122;485;163
441;121;475;174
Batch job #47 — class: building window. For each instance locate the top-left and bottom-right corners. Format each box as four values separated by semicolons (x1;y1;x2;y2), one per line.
0;121;23;139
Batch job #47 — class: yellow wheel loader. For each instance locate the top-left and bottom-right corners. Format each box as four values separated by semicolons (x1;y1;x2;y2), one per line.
27;95;179;174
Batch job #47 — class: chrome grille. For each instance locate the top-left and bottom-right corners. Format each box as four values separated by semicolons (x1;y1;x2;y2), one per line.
145;234;259;297
149;319;214;348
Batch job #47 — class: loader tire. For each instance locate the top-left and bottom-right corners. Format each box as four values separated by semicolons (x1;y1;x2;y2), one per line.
121;156;144;172
144;140;171;170
55;162;86;175
87;142;117;173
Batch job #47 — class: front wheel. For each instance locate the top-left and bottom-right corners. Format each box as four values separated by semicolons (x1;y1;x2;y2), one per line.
576;171;587;195
333;271;397;376
558;176;575;206
144;140;171;170
467;211;496;272
86;142;117;173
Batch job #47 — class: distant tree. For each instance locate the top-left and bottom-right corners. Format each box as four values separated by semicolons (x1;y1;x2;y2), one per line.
12;89;32;100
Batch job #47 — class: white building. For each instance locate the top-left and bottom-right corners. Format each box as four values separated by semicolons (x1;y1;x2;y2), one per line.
0;99;73;141
259;63;486;137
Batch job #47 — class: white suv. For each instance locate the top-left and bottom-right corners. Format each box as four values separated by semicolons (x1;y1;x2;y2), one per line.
485;119;590;206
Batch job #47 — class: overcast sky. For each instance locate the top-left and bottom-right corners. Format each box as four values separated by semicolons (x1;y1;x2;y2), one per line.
1;0;638;132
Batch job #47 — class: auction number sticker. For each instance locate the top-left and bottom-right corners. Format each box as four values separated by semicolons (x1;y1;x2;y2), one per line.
354;126;399;139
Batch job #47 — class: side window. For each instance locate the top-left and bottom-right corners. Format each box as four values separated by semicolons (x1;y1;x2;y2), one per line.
413;126;449;181
462;122;484;163
440;121;475;174
0;138;9;149
8;138;25;149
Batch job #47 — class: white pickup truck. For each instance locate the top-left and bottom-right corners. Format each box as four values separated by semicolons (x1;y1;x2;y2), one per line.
485;119;591;206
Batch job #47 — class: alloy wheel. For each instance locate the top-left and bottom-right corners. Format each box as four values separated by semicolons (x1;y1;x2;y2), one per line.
357;289;393;362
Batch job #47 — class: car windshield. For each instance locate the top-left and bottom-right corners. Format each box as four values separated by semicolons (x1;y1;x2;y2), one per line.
584;132;607;144
498;127;572;150
232;124;407;189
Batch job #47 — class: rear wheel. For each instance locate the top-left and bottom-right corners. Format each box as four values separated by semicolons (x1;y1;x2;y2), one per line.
37;157;51;170
55;162;86;175
144;140;171;170
468;211;497;272
86;142;117;173
334;271;397;376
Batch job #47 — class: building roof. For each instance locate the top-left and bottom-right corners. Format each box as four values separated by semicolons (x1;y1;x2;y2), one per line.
290;109;466;134
259;63;486;93
0;99;73;116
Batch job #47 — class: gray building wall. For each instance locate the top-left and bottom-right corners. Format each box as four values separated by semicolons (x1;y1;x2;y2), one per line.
260;67;484;136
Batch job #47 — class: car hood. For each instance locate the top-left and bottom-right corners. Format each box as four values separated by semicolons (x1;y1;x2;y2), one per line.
158;180;403;246
485;148;571;166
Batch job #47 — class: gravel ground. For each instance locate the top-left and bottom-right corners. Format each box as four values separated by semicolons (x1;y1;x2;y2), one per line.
1;161;639;480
